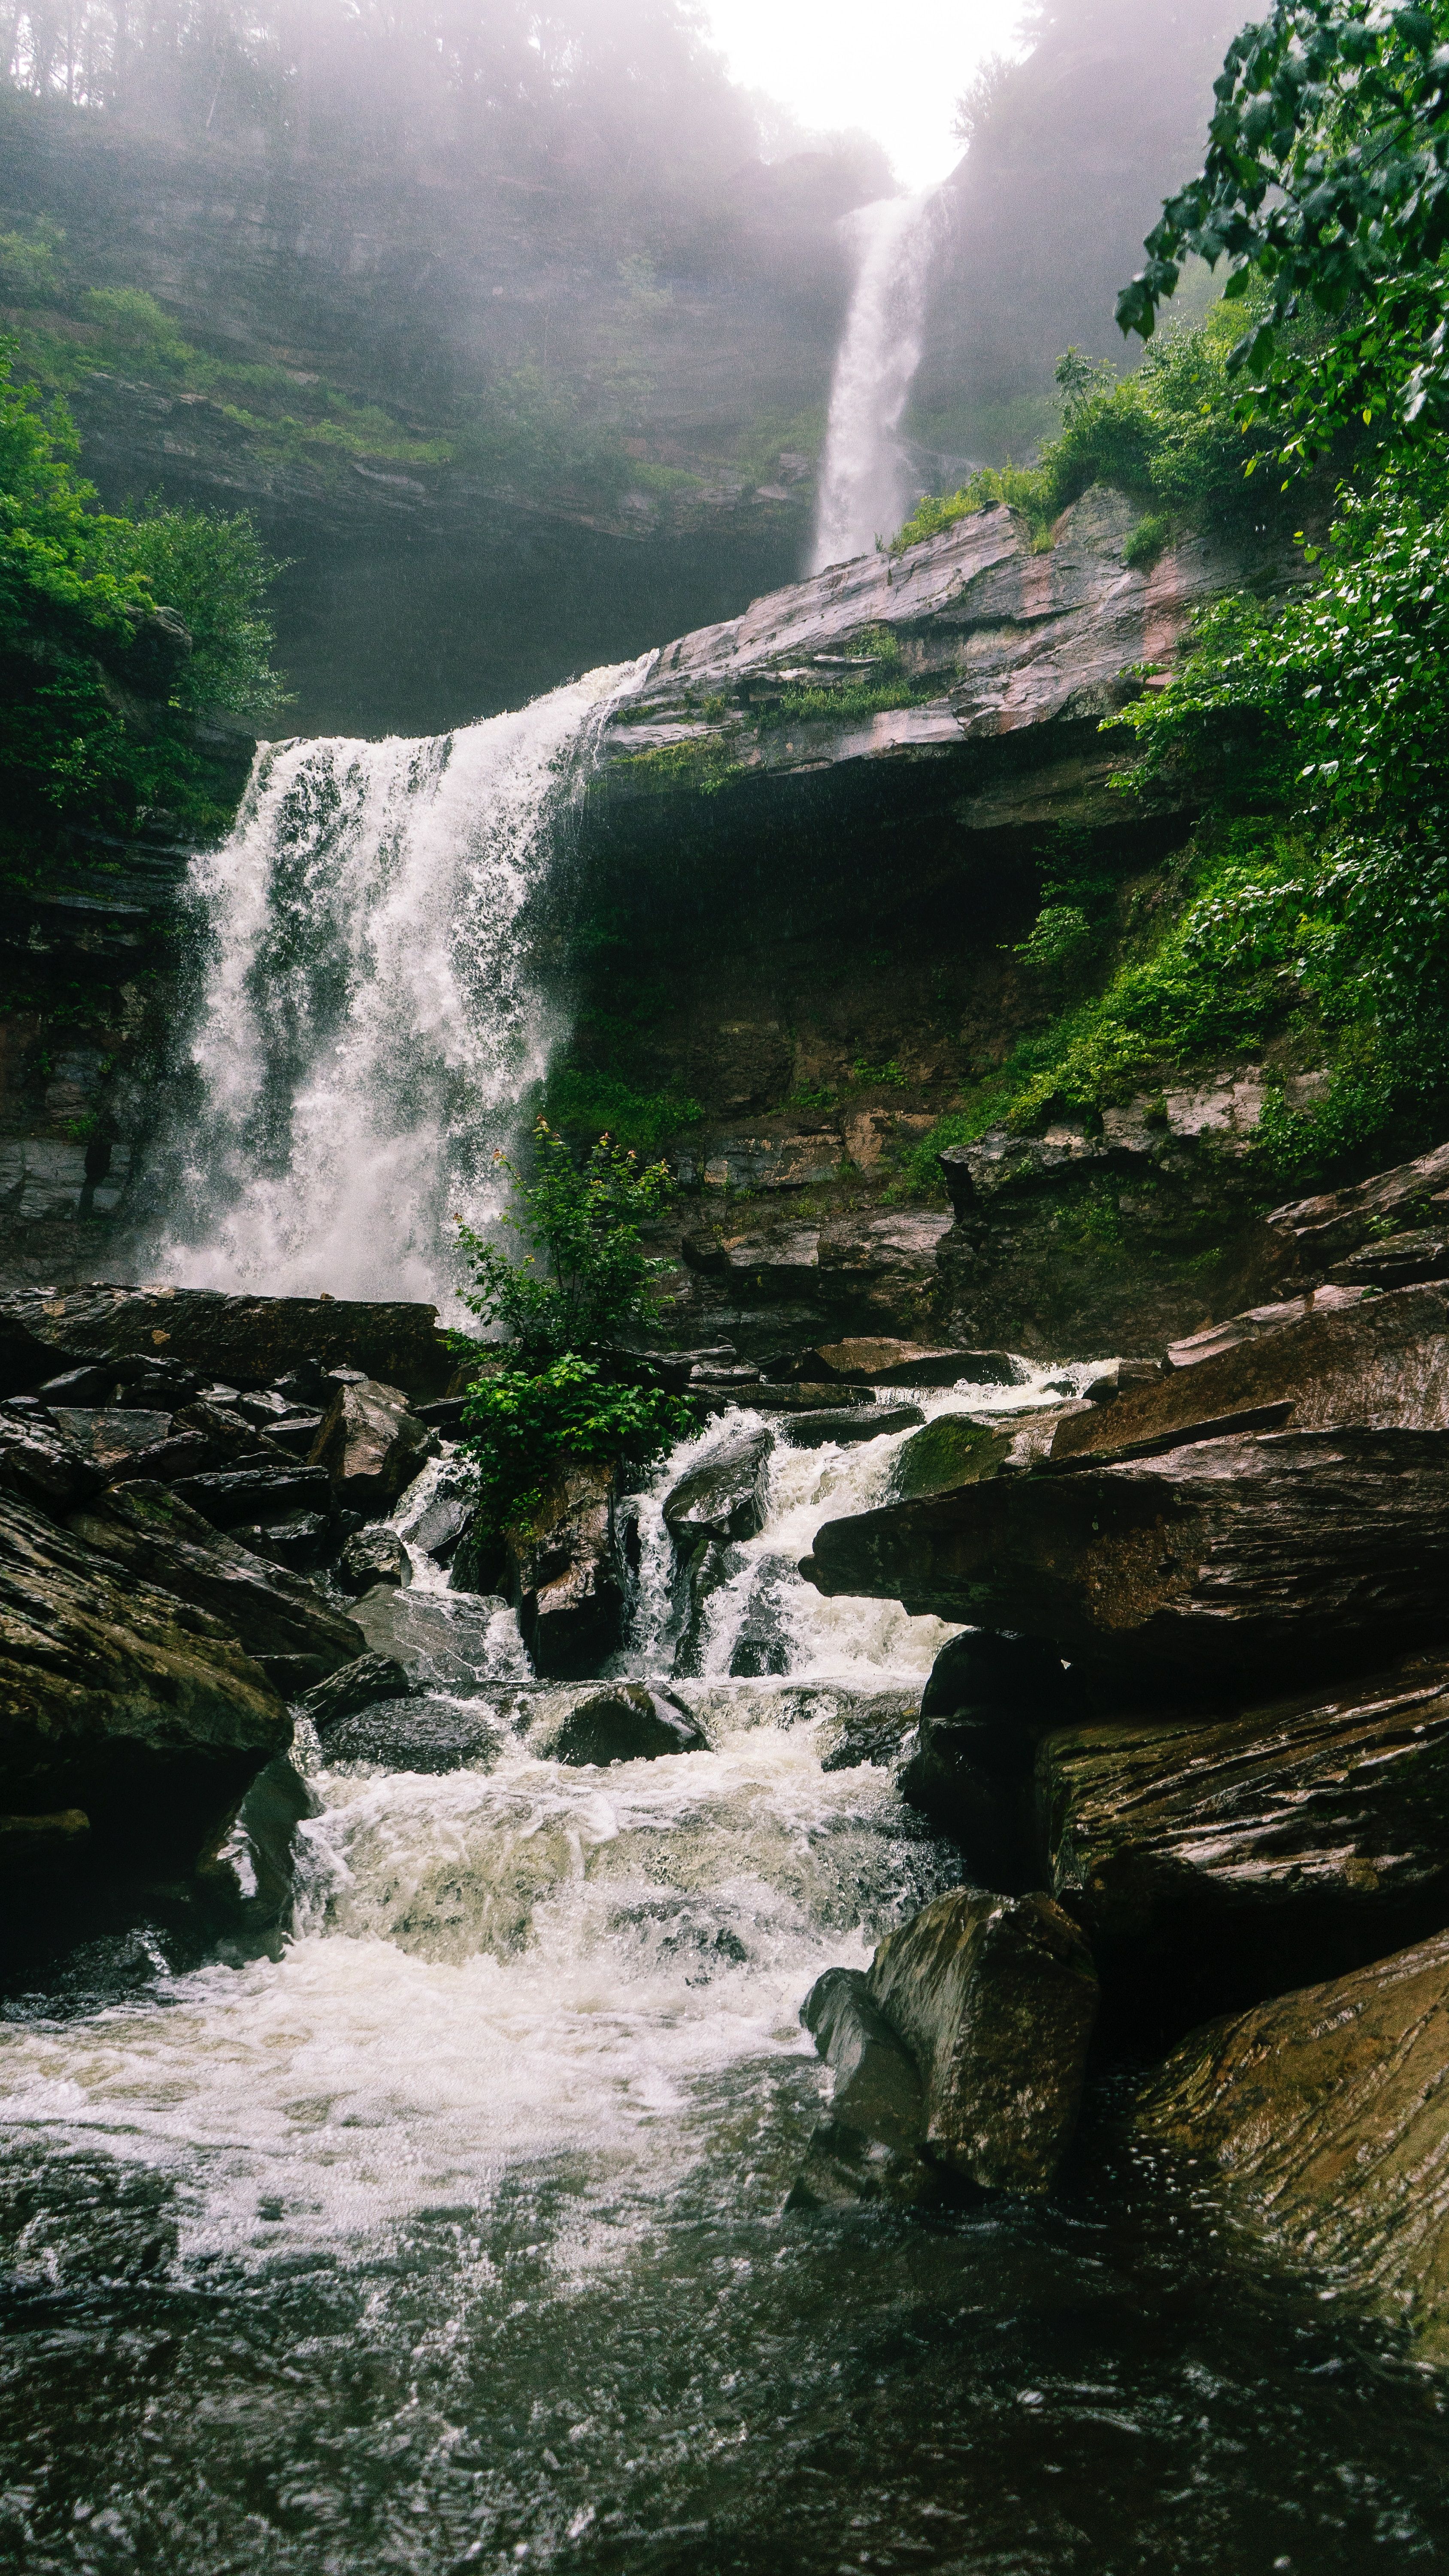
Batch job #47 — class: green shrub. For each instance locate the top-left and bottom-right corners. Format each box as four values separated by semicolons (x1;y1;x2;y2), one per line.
455;1118;678;1363
1124;513;1170;570
458;1354;692;1543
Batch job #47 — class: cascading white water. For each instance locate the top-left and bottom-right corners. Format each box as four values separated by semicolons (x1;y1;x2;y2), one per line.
810;192;936;571
154;663;639;1311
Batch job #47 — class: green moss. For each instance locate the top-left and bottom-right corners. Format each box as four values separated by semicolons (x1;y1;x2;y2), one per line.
891;1413;1011;1500
615;736;745;796
542;1066;703;1157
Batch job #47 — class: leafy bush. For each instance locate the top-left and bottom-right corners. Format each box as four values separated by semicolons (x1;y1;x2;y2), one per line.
102;502;289;725
456;1119;677;1362
459;1354;692;1543
892;298;1285;556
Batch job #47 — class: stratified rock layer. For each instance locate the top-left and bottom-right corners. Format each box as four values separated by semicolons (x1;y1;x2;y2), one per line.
0;1489;290;1865
0;1285;451;1400
1039;1654;1449;2035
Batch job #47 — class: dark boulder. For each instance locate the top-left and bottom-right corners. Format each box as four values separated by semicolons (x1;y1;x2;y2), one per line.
196;1754;315;1953
171;1463;334;1530
817;1690;922;1772
888;1413;1012;1498
309;1377;436;1515
809;1425;1449;1696
1134;1929;1449;2367
671;1534;737;1679
867;1885;1099;2193
507;1461;627;1678
449;1515;507;1598
0;1490;290;1868
662;1428;773;1547
777;1405;925;1449
784;1338;1019;1388
0;1408;106;1510
0;1285;452;1402
233;1513;330;1571
299;1653;415;1735
725;1553;795;1678
545;1684;708;1767
338;1526;411;1593
316;1696;502;1774
1038;1650;1449;2037
1258;1135;1449;1294
1051;1279;1449;1467
899;1717;1037;1889
787;1966;943;2211
67;1481;364;1688
48;1408;175;1475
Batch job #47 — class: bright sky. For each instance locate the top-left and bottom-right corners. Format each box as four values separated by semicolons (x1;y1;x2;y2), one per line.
702;0;1028;191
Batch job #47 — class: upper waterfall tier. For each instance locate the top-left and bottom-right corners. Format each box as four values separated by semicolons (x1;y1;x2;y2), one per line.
593;484;1305;837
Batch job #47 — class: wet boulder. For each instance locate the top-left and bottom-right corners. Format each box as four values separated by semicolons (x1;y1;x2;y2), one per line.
545;1684;708;1767
1134;1929;1449;2367
449;1513;507;1598
299;1653;415;1734
888;1412;1012;1499
867;1886;1098;2193
196;1753;315;1953
899;1717;1037;1890
507;1461;627;1678
1050;1279;1449;1466
0;1490;290;1869
350;1582;514;1694
233;1513;330;1572
1038;1650;1449;2038
788;1966;942;2211
726;1553;795;1677
337;1526;411;1593
817;1690;922;1772
314;1695;502;1774
672;1534;737;1679
309;1377;437;1516
171;1462;334;1530
662;1428;773;1548
67;1480;365;1690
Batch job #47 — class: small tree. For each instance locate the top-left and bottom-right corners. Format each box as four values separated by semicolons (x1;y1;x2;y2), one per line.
456;1118;676;1360
453;1120;691;1542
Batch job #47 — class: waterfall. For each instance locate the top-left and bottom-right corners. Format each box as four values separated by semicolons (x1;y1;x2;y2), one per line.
810;192;935;571
152;662;638;1310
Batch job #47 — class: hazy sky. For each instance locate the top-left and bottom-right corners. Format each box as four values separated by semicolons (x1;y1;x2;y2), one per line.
703;0;1026;190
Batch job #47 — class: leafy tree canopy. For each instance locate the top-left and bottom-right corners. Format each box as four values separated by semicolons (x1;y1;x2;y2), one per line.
1117;0;1449;462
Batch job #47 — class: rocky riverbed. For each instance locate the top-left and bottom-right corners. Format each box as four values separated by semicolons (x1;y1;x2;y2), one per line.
4;1148;1449;2566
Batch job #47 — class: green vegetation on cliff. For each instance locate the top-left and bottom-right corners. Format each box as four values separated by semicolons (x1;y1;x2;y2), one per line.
0;337;282;882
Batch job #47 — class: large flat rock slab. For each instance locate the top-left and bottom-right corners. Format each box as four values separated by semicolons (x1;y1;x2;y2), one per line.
1134;1932;1449;2367
808;1424;1449;1695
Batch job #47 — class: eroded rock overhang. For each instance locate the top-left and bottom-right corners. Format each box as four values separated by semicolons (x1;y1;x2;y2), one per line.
589;484;1303;845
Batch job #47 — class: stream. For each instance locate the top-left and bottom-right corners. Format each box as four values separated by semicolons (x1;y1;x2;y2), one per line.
3;1377;1447;2572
